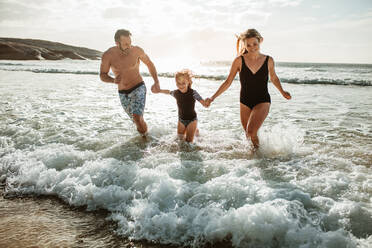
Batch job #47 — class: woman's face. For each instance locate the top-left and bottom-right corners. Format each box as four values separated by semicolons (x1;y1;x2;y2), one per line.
243;37;260;53
176;76;189;93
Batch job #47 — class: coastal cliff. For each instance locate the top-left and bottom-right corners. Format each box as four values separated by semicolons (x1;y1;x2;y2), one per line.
0;38;102;60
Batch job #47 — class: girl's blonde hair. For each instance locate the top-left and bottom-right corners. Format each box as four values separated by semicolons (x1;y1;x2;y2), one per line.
236;28;263;55
175;69;194;88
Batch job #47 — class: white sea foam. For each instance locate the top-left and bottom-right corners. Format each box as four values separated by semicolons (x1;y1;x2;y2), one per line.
1;68;371;247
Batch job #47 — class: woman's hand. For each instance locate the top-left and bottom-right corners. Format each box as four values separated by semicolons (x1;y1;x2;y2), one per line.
282;91;291;100
205;98;213;107
199;100;208;108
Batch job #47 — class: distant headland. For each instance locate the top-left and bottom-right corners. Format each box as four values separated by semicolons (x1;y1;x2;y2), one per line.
0;38;102;60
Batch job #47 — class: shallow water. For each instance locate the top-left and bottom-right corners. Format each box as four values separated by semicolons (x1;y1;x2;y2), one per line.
0;69;372;248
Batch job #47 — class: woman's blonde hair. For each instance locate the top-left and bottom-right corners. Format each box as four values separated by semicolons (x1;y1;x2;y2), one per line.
236;29;263;55
175;69;194;88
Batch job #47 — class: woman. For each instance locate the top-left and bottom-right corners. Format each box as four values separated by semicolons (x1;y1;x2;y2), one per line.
206;29;291;149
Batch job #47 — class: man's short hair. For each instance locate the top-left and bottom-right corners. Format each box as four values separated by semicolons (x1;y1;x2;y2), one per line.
114;29;132;42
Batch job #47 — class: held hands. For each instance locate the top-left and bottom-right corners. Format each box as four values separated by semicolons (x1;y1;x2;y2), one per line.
151;83;161;93
200;100;209;108
205;98;213;107
281;91;291;100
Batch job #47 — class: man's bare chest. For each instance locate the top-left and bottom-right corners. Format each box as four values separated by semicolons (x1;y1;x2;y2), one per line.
111;55;140;72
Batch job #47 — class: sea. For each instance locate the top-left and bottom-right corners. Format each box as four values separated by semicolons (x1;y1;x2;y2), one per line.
0;59;371;248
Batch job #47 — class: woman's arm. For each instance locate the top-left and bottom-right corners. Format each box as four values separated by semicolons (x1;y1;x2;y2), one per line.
208;56;241;103
268;57;291;100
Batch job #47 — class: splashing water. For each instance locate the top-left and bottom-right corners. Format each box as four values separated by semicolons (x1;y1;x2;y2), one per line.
1;68;371;247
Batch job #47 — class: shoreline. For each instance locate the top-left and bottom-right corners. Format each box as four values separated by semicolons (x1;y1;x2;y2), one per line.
0;185;233;248
0;185;180;248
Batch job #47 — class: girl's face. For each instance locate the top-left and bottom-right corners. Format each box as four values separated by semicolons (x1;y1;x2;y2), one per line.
243;37;260;54
176;76;189;93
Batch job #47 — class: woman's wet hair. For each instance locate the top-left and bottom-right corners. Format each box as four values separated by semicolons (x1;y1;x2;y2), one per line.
114;29;132;42
236;29;263;55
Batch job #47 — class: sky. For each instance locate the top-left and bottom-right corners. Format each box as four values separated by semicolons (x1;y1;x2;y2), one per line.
0;0;371;64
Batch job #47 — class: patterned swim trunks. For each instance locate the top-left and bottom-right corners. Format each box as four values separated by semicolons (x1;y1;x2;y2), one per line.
118;82;146;119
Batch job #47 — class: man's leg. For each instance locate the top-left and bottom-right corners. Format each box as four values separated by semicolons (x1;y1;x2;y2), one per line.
118;83;148;135
132;114;148;135
129;84;147;135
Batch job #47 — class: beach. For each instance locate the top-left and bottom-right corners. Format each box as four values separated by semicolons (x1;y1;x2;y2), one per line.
0;60;371;248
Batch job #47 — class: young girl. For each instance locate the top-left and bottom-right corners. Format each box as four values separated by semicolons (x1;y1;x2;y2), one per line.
159;69;208;143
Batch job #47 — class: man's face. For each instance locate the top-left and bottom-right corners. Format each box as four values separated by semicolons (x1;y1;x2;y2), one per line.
117;35;131;50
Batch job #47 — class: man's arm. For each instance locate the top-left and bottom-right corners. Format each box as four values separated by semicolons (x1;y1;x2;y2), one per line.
99;52;116;84
137;47;160;93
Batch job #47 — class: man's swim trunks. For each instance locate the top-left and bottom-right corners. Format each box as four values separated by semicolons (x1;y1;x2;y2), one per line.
118;82;146;118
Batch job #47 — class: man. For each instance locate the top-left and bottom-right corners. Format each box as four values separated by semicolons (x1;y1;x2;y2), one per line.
100;29;160;136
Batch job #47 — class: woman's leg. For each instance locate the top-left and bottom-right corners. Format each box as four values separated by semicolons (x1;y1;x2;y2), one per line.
246;102;270;148
240;103;252;132
185;120;197;143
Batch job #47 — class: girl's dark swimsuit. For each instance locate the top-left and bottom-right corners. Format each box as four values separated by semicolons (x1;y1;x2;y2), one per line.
239;55;271;109
170;88;203;127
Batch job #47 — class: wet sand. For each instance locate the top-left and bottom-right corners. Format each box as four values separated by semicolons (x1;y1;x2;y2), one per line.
0;186;232;248
0;186;177;248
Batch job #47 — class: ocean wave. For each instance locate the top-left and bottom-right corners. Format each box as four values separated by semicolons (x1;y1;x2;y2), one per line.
281;78;372;86
142;72;227;81
304;68;327;72
1;68;99;75
1;67;371;86
0;62;25;66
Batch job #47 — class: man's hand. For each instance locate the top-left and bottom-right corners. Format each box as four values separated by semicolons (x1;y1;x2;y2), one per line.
151;83;160;93
114;75;121;84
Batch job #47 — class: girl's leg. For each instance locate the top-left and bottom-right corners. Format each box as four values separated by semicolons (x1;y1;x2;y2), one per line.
177;121;186;140
185;120;197;143
240;103;252;132
246;102;270;148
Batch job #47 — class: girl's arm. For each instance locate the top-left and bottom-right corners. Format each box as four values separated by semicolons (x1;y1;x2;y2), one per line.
199;99;209;108
159;89;171;94
268;57;291;100
208;56;240;104
192;90;208;108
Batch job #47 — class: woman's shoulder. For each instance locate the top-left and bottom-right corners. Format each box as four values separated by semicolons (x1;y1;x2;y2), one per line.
264;55;275;65
262;54;273;60
232;56;243;65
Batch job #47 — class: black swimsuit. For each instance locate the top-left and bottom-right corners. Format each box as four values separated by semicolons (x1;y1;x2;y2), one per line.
239;55;271;109
170;88;203;127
